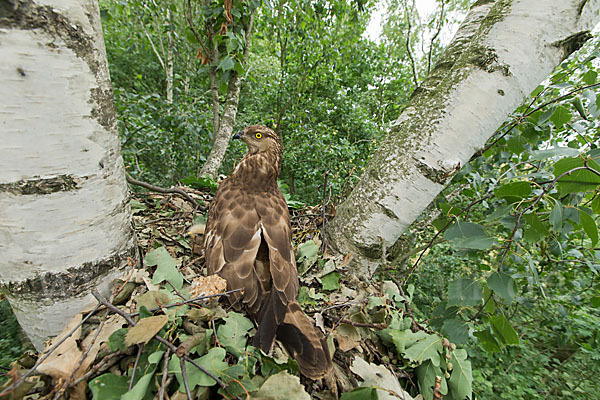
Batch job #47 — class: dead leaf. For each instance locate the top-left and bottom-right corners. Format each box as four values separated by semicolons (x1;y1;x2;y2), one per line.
251;371;310;400
37;314;83;379
350;356;414;400
339;252;353;268
335;324;361;352
135;290;170;311
124;315;169;347
186;305;226;323
314;312;326;333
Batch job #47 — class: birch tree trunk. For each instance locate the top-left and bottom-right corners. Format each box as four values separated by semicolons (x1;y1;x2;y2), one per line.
166;7;174;105
326;0;600;276
200;12;254;179
0;0;137;349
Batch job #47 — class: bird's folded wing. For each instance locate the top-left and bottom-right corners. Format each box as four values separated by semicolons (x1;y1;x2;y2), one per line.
256;189;299;324
204;185;263;312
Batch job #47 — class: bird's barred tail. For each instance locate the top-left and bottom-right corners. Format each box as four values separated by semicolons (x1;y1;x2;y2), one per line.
276;301;332;379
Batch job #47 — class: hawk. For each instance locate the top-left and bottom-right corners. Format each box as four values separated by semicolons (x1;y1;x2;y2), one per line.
202;125;332;379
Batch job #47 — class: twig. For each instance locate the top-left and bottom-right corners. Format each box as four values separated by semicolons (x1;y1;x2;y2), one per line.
320;300;367;313
165;280;187;301
129;345;144;391
129;289;242;317
62;317;106;393
337;318;387;330
91;291;227;390
126;173;198;209
498;165;600;269
0;304;100;398
158;349;171;400
403;1;419;87
180;358;193;400
291;213;334;220
427;0;445;74
69;350;129;387
474;82;600;159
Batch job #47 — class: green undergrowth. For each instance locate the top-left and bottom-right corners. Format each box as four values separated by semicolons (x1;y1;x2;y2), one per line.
0;299;22;384
1;237;474;399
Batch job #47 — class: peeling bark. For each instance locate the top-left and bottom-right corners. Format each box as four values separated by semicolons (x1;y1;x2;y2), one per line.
326;0;600;276
0;0;137;349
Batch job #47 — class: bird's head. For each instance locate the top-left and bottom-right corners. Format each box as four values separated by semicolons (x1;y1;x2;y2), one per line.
233;125;280;154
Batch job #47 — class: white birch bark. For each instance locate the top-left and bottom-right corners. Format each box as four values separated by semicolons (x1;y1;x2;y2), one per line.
326;0;600;276
0;0;137;349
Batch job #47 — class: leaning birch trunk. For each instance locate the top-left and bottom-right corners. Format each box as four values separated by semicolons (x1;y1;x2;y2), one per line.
326;0;600;276
0;0;138;349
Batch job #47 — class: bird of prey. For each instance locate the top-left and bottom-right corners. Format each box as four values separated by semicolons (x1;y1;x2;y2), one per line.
202;125;332;379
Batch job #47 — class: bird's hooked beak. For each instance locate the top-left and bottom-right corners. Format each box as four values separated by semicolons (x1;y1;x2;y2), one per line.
232;130;243;140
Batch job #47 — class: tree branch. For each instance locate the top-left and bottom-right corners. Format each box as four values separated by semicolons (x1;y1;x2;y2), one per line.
125;173;199;209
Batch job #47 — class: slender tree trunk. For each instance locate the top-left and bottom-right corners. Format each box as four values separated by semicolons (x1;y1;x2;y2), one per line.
0;0;138;349
200;12;255;179
326;0;600;276
166;7;174;105
209;65;221;136
200;69;244;178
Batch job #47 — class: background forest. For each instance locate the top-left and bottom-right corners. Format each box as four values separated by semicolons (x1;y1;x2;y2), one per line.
2;0;599;399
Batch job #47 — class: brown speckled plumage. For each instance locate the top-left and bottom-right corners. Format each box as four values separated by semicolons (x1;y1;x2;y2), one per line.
203;125;332;379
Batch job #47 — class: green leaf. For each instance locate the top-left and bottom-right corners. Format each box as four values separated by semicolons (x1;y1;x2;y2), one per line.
404;334;443;366
108;328;128;351
416;360;446;400
495;182;532;203
216;312;253;358
474;329;501;353
531;147;580;161
296;240;319;272
523;212;549;235
487;272;517;303
130;199;147;214
121;369;156;400
297;240;319;260
169;347;228;389
550;199;564;231
340;387;379;400
89;373;129;400
490;315;519;345
583;70;598;85
146;247;183;290
320;271;341;291
148;350;165;365
549;105;572;128
441;319;470;345
444;222;494;250
538;106;555;124
578;209;598;247
448;349;472;400
447;278;483;307
180;176;219;193
218;55;235;71
553;156;600;194
234;61;246;76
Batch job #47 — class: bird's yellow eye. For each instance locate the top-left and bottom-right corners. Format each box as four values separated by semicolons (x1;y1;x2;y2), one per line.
255;132;262;139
